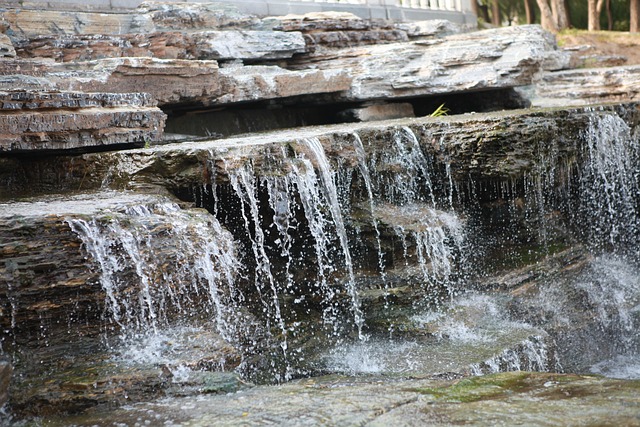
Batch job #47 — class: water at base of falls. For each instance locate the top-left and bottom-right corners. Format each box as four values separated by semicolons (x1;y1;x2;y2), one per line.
9;106;640;426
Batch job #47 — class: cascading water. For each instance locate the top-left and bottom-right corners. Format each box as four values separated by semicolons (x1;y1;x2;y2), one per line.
9;104;640;426
67;201;241;339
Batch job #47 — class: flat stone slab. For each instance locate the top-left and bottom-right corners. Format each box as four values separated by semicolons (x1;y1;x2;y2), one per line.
0;58;352;108
41;372;640;426
291;24;570;102
3;103;635;198
532;65;640;107
0;91;165;153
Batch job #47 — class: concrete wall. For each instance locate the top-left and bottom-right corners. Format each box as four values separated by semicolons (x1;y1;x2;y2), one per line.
3;0;476;25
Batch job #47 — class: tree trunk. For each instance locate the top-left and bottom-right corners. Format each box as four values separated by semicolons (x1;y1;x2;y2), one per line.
631;0;640;32
564;0;572;28
491;0;501;26
470;0;479;19
536;0;558;31
606;0;613;30
588;0;600;30
551;0;569;30
524;0;536;24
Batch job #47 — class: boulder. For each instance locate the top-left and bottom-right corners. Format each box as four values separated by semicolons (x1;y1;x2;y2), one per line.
0;91;165;153
192;30;305;61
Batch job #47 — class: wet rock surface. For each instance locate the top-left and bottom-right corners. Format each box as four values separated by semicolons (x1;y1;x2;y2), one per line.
42;372;640;426
3;103;636;198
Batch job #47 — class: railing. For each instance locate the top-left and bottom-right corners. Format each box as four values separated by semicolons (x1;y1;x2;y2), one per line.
296;0;461;12
32;0;474;21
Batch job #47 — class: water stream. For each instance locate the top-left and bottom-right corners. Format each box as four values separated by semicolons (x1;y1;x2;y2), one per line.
2;107;640;423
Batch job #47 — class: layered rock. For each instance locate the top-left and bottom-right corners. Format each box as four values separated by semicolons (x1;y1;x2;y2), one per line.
5;104;634;197
0;58;351;108
0;360;11;408
288;25;570;102
14;30;306;62
532;65;640;107
0;91;165;153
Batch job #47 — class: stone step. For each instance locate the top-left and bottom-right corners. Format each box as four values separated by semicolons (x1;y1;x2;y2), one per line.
0;90;165;153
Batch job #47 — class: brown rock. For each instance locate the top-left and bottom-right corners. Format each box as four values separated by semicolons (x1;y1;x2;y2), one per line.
0;33;15;58
0;91;165;153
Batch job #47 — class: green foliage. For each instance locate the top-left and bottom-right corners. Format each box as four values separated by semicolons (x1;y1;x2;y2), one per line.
430;103;449;117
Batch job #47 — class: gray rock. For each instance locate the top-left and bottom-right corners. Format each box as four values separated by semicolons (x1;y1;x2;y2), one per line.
531;65;640;107
0;33;15;58
42;372;640;426
192;30;306;61
293;25;570;102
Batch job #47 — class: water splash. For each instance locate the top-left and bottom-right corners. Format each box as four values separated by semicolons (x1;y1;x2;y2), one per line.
67;202;240;339
578;113;640;255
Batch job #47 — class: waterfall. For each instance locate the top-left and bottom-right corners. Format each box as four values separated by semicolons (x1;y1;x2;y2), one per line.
578;113;640;256
68;202;241;339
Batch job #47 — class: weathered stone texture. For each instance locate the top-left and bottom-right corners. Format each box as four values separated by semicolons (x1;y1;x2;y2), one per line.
0;33;15;58
0;58;351;108
290;25;570;102
0;91;165;153
0;360;11;408
532;65;640;107
15;30;306;62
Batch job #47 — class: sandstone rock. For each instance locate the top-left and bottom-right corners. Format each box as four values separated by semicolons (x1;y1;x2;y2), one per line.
0;2;258;42
0;91;165;153
532;65;640;107
0;58;351;108
137;1;260;31
0;9;152;40
272;12;407;50
216;65;351;104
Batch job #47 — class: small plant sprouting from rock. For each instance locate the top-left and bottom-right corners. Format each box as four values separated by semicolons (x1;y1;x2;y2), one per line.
430;103;449;117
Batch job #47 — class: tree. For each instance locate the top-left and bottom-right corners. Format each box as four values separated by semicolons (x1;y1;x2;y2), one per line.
524;0;537;24
587;0;605;30
535;0;559;31
491;0;502;25
632;0;640;32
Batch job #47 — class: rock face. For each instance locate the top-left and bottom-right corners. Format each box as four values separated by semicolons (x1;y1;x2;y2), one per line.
289;24;569;102
4;104;632;197
532;65;640;107
0;2;569;111
0;360;11;408
0;91;165;153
